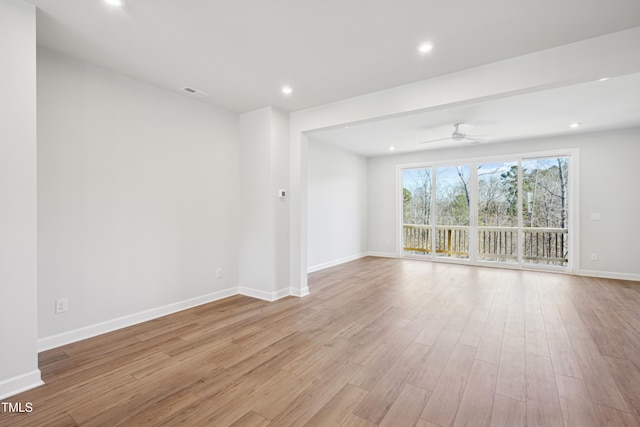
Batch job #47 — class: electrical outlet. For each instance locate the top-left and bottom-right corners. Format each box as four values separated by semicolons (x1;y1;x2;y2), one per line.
591;253;598;261
55;298;68;314
216;268;223;279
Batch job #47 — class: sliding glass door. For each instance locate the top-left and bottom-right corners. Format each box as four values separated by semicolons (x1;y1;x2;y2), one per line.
402;165;471;260
402;168;433;256
435;166;470;260
477;161;518;264
401;154;572;270
521;157;569;267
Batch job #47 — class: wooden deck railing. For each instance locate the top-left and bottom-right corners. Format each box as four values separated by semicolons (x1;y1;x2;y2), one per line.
478;227;518;261
403;224;433;253
403;224;568;264
522;227;568;264
435;226;469;257
403;225;469;257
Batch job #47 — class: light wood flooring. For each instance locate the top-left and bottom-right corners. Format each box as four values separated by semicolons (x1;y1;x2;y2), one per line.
3;257;640;426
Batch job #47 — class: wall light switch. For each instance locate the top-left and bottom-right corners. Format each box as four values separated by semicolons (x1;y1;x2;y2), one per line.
278;189;286;198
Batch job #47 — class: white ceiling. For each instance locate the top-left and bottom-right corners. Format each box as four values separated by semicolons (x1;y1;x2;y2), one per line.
307;72;640;157
25;0;640;114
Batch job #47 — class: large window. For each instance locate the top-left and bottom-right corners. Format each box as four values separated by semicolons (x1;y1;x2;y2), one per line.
401;153;572;270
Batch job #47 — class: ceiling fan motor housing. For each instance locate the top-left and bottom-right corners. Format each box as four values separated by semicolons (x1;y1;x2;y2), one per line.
451;131;465;141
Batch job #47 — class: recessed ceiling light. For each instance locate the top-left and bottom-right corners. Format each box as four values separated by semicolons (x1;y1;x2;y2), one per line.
598;77;609;82
417;43;434;54
570;122;581;128
281;86;293;96
389;146;395;151
104;0;125;6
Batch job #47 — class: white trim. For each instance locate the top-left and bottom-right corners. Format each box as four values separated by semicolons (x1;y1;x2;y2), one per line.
238;287;273;301
273;288;291;300
238;287;290;302
517;158;524;267
366;251;399;258
37;287;238;352
365;254;639;281
307;253;367;273
569;150;580;273
400;253;569;273
578;270;640;282
290;286;310;297
0;369;43;400
396;164;403;257
396;148;578;172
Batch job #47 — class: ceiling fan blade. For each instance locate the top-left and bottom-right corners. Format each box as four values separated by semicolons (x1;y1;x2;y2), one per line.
418;137;452;144
462;134;492;143
418;124;492;145
455;123;474;133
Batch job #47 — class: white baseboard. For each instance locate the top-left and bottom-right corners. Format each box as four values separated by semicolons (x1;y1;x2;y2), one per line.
366;251;399;258
290;286;310;297
239;286;290;302
578;269;640;282
307;252;367;273
37;287;239;352
273;287;291;300
0;369;43;400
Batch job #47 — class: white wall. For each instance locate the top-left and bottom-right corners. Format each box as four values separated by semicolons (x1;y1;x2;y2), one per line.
271;109;291;294
367;127;640;279
307;141;368;271
239;108;276;297
238;107;291;300
577;128;640;278
37;49;240;348
0;0;41;398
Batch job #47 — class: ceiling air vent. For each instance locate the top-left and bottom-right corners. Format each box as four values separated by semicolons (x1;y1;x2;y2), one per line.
181;87;208;98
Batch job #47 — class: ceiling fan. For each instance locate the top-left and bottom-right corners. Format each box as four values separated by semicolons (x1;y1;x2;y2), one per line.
419;123;492;145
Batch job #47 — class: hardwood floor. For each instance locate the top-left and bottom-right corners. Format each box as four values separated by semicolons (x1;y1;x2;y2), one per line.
3;257;640;426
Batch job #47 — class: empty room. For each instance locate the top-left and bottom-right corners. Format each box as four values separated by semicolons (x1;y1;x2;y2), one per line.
2;0;640;426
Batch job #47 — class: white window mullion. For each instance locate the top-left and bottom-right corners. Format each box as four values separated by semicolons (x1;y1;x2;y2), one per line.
517;159;524;267
469;163;478;264
431;168;436;259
